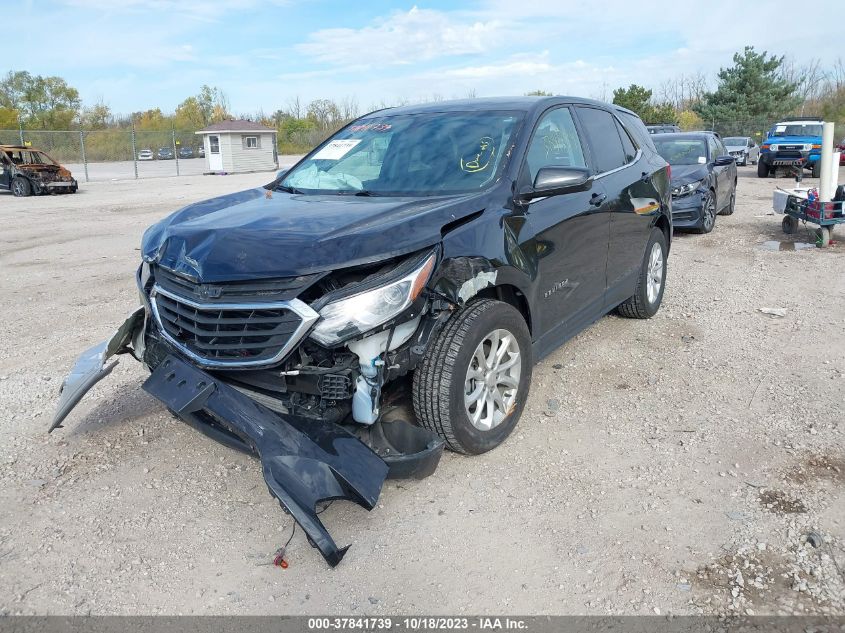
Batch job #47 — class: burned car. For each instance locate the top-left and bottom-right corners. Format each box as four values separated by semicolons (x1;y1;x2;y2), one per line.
0;145;78;196
52;97;671;566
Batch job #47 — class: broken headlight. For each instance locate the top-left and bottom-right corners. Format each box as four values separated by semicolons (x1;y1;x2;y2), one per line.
671;179;704;198
310;253;435;346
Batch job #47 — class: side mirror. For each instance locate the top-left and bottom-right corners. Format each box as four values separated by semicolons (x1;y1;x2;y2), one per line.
518;166;592;201
714;155;735;166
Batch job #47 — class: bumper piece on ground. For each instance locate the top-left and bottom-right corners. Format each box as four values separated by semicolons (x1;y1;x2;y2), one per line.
142;354;390;567
49;307;145;432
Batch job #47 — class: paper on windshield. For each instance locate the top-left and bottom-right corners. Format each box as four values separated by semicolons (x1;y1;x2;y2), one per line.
312;139;361;160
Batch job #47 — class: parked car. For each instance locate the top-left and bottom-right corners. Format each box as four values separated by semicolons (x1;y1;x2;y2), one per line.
197;145;205;158
51;97;672;567
647;124;681;134
758;118;824;178
652;132;737;233
138;148;154;161
0;145;77;196
157;146;174;160
178;146;194;159
723;136;759;166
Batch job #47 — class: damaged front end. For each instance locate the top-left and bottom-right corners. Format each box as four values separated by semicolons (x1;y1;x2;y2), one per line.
50;248;467;566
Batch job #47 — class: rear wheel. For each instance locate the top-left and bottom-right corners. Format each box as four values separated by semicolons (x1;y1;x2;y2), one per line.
816;226;830;248
757;161;770;178
413;299;532;455
617;227;667;320
811;161;821;179
11;177;31;197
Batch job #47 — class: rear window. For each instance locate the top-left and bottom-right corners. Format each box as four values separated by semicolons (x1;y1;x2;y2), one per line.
653;138;707;166
619;111;657;152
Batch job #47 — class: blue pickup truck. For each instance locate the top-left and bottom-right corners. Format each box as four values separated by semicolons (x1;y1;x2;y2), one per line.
758;118;824;178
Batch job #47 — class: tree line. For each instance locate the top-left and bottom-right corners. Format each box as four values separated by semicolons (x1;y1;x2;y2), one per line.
2;47;843;156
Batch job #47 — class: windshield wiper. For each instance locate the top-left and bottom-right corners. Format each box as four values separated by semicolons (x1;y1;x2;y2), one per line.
353;190;382;196
275;184;304;194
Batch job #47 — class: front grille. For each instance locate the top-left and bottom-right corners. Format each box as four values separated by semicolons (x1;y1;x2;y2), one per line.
154;265;319;303
151;286;319;368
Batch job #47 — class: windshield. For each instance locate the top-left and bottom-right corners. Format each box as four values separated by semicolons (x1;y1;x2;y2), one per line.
653;139;708;166
4;149;57;166
724;137;746;146
281;111;523;195
770;124;823;138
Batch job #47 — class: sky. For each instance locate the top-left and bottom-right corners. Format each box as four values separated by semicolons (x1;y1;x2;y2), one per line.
8;0;844;116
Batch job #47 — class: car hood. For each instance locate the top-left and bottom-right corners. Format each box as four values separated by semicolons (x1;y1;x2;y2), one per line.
670;165;709;186
141;187;483;281
766;136;820;145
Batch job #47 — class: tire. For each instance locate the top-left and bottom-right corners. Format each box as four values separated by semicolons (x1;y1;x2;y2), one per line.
782;216;798;235
719;186;736;216
412;299;532;455
816;226;830;248
11;177;31;197
757;161;770;178
617;227;668;320
811;161;821;179
696;190;717;234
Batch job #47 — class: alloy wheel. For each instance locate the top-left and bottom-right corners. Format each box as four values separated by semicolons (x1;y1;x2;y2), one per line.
703;194;716;231
646;242;664;305
464;329;521;431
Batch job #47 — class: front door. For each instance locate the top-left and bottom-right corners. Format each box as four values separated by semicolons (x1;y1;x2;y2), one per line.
0;154;11;190
522;106;611;344
208;135;223;171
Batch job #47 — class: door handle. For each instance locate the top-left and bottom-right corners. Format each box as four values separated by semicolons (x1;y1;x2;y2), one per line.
589;192;607;207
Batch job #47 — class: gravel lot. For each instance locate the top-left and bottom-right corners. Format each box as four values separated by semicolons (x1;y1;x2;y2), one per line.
1;166;843;616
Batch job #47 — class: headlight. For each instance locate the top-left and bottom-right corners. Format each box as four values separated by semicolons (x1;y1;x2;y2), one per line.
309;253;436;346
672;179;704;197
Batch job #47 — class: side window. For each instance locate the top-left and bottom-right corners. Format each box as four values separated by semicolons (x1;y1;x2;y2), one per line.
707;137;719;160
524;107;587;184
576;107;627;173
615;118;638;163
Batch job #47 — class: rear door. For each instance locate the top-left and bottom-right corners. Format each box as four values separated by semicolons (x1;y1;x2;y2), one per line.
709;136;732;209
521;106;610;339
574;106;658;301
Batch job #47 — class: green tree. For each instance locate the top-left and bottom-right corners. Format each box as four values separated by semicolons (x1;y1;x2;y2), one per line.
525;89;553;96
133;108;170;130
694;46;801;135
612;84;676;123
0;107;19;129
174;96;206;129
79;101;112;129
0;70;81;129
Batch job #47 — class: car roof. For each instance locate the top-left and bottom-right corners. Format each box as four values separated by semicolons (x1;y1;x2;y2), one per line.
650;132;713;141
0;145;42;151
362;96;639;119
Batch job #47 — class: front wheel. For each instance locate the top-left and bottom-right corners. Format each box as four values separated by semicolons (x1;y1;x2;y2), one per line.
617;227;667;320
11;177;31;197
757;161;770;178
412;299;532;454
696;190;717;233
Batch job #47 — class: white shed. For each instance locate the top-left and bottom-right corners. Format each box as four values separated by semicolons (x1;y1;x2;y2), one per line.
195;120;278;174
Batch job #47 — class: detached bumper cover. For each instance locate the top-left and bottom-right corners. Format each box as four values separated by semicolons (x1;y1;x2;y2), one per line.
49;308;145;433
143;354;389;566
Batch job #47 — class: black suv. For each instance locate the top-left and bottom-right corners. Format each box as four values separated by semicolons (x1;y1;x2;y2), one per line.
52;97;671;566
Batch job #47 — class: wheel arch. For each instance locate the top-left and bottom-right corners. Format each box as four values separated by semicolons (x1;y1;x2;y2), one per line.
473;284;532;335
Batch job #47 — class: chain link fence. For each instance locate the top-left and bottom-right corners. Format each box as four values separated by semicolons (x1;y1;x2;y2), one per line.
0;127;210;182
